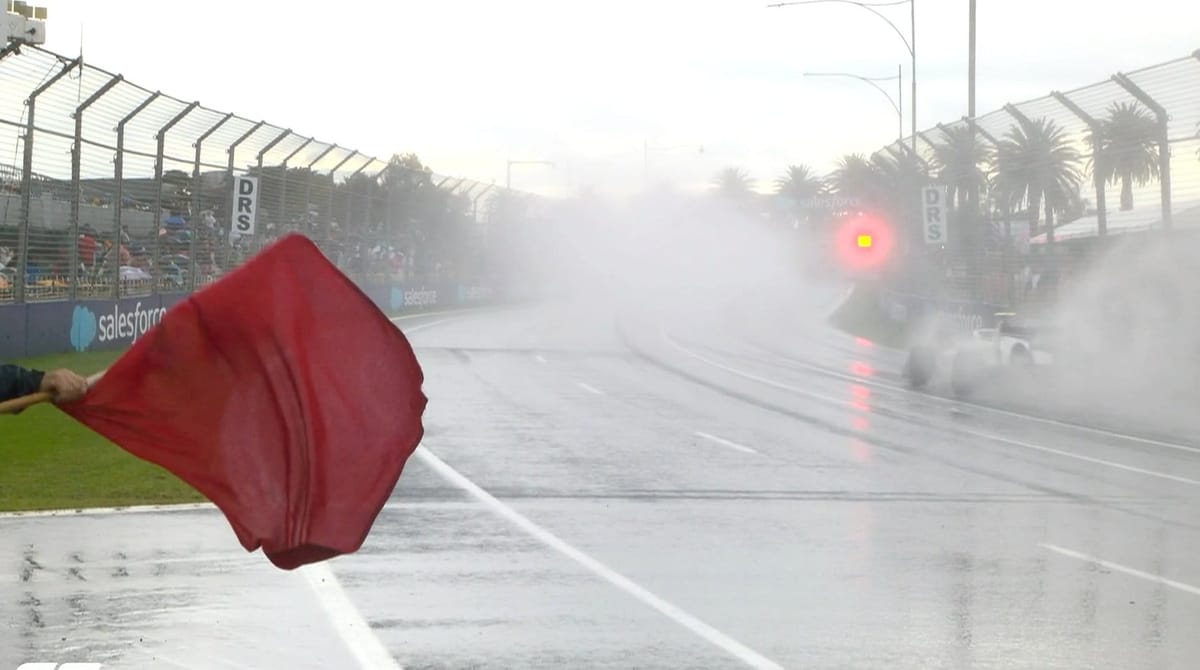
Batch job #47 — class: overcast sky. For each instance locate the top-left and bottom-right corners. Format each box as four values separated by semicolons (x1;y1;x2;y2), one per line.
36;0;1200;196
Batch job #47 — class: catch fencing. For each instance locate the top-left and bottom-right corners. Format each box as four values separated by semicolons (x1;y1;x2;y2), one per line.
0;44;532;307
868;49;1200;324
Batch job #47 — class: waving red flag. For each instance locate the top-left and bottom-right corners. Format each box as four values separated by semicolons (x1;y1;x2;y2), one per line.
64;234;427;569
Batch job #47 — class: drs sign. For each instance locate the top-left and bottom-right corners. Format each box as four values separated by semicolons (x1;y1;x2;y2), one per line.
233;175;259;236
922;185;948;245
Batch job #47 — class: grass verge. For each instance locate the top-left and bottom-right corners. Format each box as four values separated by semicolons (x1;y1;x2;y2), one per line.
1;349;205;512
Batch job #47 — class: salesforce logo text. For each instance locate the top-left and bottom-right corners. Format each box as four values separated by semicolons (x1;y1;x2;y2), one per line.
70;302;167;352
389;287;439;311
98;302;168;344
404;289;438;307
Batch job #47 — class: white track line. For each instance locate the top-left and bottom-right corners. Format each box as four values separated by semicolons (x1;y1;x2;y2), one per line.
301;562;403;670
664;328;1200;488
0;502;217;519
960;428;1200;487
399;318;451;334
389;307;485;322
661;327;845;407
0;505;397;670
754;342;1200;455
577;382;605;396
1042;543;1200;597
695;431;759;455
534;354;548;364
415;446;784;670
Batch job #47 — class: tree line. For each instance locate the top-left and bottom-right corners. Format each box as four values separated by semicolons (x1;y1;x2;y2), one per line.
713;101;1165;249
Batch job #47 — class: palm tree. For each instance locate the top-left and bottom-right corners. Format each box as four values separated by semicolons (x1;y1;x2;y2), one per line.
775;164;825;227
992;117;1082;243
712;167;754;201
827;152;928;213
1088;101;1159;211
871;151;930;243
826;152;929;247
931;126;991;254
827;153;880;206
930;125;990;214
775;164;825;200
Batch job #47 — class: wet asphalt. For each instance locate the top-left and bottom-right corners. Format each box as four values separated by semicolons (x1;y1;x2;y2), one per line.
3;283;1199;669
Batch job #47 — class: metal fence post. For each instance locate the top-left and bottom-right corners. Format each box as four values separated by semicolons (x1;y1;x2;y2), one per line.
326;151;359;252
278;137;315;234
225;120;266;267
461;182;483;224
16;56;80;304
961;117;999;147
883;144;907;164
254;128;293;244
472;184;494;226
961;117;1010;305
304;144;338;236
153;101;199;294
366;166;383;234
255;129;292;173
465;183;489;225
382;163;396;243
1113;73;1172;230
897;141;931;173
69;73;122;301
915;129;940;157
113;91;161;299
1051;91;1108;237
958;119;1003;225
227;122;266;175
343;159;373;233
191;112;234;290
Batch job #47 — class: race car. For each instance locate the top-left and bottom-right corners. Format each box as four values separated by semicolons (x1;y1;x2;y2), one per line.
903;311;1054;398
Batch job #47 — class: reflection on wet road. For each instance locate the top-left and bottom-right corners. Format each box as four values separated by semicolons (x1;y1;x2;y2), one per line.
4;291;1199;669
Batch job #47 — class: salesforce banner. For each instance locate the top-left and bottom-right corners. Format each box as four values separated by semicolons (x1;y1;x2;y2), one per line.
1;282;497;359
26;297;173;355
388;283;460;312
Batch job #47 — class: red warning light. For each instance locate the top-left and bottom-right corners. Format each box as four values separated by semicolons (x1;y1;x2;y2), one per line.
834;212;895;274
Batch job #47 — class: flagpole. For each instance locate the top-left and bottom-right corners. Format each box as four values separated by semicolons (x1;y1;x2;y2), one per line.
0;392;52;415
0;370;107;415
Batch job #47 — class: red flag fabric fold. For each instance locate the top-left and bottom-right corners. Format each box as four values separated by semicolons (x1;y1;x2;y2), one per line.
65;234;427;569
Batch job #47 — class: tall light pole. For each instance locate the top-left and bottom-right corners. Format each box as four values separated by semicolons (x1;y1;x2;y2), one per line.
968;0;976;122
767;0;916;156
803;66;903;140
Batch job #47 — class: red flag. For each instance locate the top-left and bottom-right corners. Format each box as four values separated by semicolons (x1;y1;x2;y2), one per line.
64;234;427;570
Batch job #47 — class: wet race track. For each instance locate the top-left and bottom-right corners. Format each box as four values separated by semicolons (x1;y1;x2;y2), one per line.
4;285;1200;669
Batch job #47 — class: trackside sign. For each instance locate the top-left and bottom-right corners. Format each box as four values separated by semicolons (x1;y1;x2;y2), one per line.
922;185;948;245
232;175;259;236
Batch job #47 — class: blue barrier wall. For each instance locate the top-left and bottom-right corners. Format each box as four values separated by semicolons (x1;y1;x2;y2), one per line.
1;282;499;360
0;304;26;360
